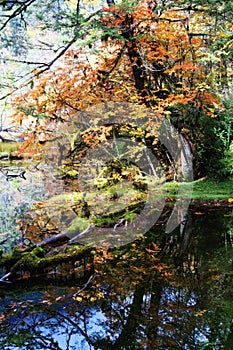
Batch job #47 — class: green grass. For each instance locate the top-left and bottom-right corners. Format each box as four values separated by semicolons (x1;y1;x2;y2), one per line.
192;178;233;201
164;178;233;201
0;142;19;154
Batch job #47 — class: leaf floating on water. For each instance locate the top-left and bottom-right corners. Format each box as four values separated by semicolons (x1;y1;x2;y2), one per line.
74;296;83;302
196;309;207;317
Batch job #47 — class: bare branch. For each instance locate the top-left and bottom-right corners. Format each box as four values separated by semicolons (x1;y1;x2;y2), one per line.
0;0;37;31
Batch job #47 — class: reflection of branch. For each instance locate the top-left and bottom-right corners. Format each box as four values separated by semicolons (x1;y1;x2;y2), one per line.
0;272;12;283
0;57;49;65
68;223;95;244
35;334;63;350
73;273;96;297
0;236;8;245
50;308;98;348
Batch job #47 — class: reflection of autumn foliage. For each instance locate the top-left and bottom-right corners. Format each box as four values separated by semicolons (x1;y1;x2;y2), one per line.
1;232;232;349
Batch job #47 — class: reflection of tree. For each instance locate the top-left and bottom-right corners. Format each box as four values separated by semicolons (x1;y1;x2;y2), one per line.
1;209;233;349
111;281;147;349
160;209;199;281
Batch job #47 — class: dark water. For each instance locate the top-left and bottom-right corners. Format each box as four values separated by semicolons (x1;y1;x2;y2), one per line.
0;166;233;349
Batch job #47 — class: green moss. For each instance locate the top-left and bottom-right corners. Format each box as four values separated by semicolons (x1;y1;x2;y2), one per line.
0;142;19;154
11;248;23;259
66;217;89;234
11;252;40;273
0;248;24;269
8;245;95;275
92;202;144;227
32;246;45;258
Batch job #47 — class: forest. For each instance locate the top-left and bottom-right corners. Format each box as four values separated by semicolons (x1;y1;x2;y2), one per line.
0;1;233;349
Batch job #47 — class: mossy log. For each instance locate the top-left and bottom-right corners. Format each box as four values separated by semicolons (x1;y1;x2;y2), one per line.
92;201;145;227
0;245;95;282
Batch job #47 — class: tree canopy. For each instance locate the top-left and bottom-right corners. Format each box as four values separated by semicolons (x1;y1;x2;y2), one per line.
0;0;233;175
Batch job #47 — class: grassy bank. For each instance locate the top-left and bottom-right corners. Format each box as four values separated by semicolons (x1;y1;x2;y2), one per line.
165;178;233;202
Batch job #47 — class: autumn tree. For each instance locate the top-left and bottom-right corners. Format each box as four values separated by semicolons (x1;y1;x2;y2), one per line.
7;2;224;173
0;0;230;176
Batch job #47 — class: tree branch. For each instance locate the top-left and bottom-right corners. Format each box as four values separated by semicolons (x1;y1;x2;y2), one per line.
0;0;36;31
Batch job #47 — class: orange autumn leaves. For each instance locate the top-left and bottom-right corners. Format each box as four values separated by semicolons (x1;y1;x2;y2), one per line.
12;0;221;154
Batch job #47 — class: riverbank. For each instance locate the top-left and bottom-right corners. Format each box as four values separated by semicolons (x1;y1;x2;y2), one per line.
164;178;233;206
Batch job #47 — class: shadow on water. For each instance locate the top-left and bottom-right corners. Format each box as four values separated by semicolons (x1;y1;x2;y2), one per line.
0;196;233;349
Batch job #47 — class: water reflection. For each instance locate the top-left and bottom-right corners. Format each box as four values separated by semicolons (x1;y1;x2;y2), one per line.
0;164;65;253
0;208;233;349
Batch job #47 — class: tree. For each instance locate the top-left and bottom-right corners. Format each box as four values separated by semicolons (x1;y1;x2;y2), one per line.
9;0;232;179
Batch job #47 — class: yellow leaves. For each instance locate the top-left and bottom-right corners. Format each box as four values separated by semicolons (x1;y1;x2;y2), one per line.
147;46;168;62
83;125;113;147
112;173;123;181
218;32;228;38
11;0;223;162
228;198;233;203
129;127;144;137
166;63;199;76
195;309;207;317
90;291;105;302
145;242;160;255
66;169;79;177
145;132;153;138
196;82;210;92
223;38;233;51
74;291;104;303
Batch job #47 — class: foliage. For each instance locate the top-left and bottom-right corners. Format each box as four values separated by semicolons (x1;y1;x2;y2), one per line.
0;1;232;177
8;0;232;179
1;3;233;348
195;95;233;178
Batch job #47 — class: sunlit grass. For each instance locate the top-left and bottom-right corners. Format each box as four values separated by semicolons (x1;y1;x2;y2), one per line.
0;142;19;154
164;178;233;201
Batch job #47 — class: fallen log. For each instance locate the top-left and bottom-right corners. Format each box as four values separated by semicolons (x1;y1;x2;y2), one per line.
0;245;96;282
22;225;93;252
23;231;72;252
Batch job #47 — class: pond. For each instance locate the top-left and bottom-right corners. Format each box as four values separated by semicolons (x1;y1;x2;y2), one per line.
0;164;233;349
